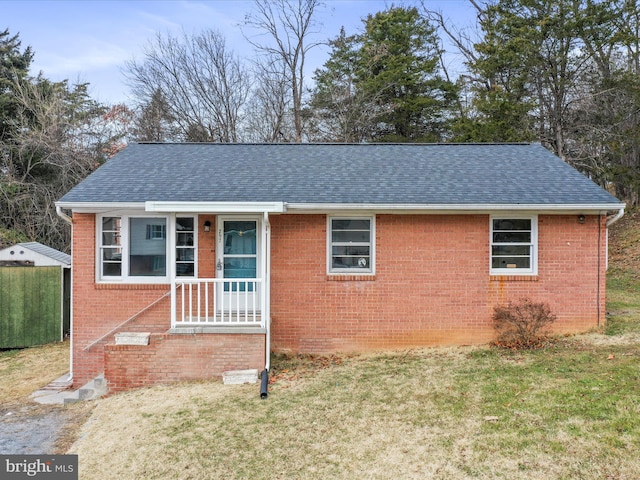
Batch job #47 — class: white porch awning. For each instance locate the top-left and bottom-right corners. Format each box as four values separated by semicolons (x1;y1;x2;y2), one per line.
145;201;285;213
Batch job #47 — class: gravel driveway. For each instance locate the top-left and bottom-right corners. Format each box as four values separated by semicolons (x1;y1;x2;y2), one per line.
0;404;74;454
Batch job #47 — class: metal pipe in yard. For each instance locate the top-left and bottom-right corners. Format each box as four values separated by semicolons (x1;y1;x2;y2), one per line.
260;369;269;399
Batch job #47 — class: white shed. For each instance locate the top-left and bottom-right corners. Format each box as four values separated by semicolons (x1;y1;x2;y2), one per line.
0;242;71;268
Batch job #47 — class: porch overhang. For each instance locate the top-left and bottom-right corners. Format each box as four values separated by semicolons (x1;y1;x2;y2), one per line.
145;201;285;214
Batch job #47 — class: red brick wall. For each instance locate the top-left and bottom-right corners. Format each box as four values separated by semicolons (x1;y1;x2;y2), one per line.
269;214;607;353
71;212;607;389
104;333;265;394
70;213;263;388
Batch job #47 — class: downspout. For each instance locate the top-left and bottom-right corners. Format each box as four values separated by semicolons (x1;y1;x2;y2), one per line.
606;207;625;227
605;207;625;271
260;211;271;399
598;207;625;327
56;205;74;383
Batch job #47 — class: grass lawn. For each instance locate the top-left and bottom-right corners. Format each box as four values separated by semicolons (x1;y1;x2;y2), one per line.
0;341;69;405
65;335;640;480
5;211;640;479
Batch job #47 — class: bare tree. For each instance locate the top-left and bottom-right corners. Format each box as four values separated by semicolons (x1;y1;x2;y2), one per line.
244;0;324;142
1;77;109;251
244;58;291;142
131;89;179;142
124;30;252;142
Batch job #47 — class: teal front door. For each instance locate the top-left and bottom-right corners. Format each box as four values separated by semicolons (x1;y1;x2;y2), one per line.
217;217;260;313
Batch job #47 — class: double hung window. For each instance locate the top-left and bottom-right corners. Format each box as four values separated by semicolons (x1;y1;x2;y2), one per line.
328;217;375;274
490;216;537;275
176;217;195;277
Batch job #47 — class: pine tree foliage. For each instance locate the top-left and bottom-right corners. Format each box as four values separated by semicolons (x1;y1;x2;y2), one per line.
310;6;458;142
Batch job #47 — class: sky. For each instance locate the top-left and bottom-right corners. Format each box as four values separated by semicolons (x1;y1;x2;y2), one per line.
3;0;477;105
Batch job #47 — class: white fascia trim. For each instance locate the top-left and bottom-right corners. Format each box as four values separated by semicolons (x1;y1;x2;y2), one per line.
145;201;285;213
284;203;626;214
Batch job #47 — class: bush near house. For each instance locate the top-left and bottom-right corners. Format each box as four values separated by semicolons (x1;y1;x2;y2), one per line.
492;297;557;349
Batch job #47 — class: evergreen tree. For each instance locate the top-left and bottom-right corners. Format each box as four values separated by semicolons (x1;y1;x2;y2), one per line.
0;28;33;141
310;6;458;143
356;6;458;142
309;28;375;142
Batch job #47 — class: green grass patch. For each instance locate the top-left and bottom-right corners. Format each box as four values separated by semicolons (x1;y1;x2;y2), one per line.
606;267;640;335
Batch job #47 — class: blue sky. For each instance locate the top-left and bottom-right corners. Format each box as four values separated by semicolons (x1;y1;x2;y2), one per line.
4;0;476;105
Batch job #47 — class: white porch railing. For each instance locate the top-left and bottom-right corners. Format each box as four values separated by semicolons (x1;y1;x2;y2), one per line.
171;278;264;328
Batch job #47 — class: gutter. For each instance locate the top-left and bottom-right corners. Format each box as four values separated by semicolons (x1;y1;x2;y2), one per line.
606;207;625;227
55;205;74;383
56;205;73;224
284;202;626;214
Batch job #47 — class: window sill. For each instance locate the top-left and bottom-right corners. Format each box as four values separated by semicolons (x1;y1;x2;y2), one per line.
327;275;376;282
490;275;538;282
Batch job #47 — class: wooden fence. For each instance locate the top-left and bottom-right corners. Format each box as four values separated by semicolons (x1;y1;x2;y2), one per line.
0;266;64;348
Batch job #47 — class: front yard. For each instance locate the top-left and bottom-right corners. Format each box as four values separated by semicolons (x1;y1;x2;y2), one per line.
65;326;639;479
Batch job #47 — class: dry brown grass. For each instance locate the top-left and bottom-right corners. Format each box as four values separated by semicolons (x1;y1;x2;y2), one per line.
68;343;640;480
609;208;640;273
0;340;95;454
0;341;69;404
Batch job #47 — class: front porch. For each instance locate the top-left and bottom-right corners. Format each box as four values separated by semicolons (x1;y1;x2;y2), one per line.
171;277;266;329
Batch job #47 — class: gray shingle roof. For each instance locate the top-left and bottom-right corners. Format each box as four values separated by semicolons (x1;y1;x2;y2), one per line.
18;242;71;266
58;143;623;208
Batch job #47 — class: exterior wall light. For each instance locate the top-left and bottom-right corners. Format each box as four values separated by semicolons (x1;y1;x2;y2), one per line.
578;215;585;224
203;220;211;232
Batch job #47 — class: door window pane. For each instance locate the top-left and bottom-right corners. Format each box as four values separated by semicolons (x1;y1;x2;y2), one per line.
224;221;256;255
222;220;257;292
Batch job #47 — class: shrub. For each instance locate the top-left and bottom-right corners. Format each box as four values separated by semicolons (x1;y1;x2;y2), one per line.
492;298;557;349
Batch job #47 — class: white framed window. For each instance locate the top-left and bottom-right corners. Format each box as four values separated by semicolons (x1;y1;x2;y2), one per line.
175;217;196;277
328;216;375;274
490;216;537;275
97;213;197;282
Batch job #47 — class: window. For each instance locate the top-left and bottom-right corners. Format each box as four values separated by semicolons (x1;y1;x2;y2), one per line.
129;218;167;276
176;217;195;277
491;216;537;275
146;224;166;240
98;214;197;281
328;217;374;274
101;217;122;276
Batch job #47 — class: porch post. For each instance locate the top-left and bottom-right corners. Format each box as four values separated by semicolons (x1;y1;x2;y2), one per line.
263;211;271;371
262;212;270;329
170;279;177;327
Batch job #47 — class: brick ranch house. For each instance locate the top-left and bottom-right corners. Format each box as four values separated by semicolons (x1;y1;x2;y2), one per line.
56;143;624;393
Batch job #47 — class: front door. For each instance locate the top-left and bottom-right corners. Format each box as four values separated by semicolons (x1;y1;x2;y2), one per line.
217;217;260;314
